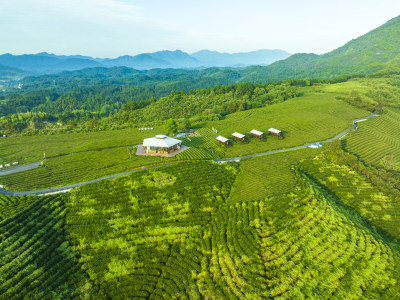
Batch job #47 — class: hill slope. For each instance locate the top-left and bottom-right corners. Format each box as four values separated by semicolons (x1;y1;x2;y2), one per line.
256;15;400;81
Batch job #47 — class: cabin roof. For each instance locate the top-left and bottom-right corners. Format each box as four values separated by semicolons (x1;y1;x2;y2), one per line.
216;136;229;143
232;132;245;139
268;128;281;134
250;129;264;136
143;135;182;147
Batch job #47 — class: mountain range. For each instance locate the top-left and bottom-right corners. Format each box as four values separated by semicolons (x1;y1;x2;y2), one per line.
2;14;400;83
0;49;291;77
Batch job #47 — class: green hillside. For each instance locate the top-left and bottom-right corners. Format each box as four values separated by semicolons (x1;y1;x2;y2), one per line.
0;86;368;191
249;15;400;81
0;64;27;81
2;161;400;298
344;108;400;168
2;14;400;297
0;194;98;298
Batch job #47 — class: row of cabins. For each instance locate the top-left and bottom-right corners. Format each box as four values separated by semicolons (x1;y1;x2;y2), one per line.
217;128;282;146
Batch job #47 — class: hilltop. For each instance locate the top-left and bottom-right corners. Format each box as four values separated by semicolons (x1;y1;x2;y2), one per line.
253;15;400;81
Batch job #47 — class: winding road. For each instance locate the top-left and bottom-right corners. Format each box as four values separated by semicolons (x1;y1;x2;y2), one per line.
0;113;378;196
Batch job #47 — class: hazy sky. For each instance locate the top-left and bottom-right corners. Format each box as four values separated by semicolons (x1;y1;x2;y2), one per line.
1;0;400;57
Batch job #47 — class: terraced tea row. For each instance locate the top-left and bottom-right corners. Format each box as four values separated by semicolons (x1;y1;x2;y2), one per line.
0;126;164;164
0;147;167;191
212;94;368;158
301;156;400;241
256;182;400;298
228;148;320;203
344;108;400;169
0;194;97;298
175;128;225;160
1;159;400;298
0;195;38;221
64;161;238;298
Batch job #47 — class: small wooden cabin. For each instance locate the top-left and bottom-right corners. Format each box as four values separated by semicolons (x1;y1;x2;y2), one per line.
216;136;231;147
232;132;246;142
250;129;265;139
268;128;282;137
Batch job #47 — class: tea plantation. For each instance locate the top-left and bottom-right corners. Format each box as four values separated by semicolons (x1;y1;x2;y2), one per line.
0;90;368;191
1;160;399;298
1;78;400;298
344;108;400;169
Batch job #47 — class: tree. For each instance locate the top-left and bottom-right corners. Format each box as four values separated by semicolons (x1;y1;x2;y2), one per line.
183;118;191;130
86;117;100;131
164;118;178;135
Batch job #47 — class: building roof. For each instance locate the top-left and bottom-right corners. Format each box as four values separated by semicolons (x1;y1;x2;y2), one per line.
232;132;245;139
216;136;229;143
268;128;281;134
250;129;264;136
143;135;182;148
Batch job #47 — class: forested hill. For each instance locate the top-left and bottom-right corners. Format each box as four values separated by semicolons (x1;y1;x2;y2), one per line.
0;81;299;136
251;14;400;81
0;64;27;81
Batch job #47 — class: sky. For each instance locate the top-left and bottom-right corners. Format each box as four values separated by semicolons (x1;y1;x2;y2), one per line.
1;0;400;58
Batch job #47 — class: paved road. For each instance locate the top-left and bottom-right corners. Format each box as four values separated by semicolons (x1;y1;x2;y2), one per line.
0;113;378;196
0;163;176;196
0;162;41;176
0;145;140;176
214;112;378;163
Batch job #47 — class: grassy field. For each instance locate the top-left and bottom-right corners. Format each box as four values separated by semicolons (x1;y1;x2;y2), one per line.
343;108;400;169
301;155;400;241
228;148;321;203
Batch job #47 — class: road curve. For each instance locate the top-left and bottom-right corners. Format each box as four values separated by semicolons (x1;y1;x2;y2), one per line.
0;113;378;196
213;112;378;162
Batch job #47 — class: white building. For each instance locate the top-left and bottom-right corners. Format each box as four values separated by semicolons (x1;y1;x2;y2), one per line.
142;135;182;154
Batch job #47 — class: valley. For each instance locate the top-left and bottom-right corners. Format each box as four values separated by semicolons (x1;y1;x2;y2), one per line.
1;11;400;299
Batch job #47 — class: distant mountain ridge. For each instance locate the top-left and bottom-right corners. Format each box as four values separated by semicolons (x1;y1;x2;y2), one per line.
0;49;291;77
192;49;291;67
3;14;400;82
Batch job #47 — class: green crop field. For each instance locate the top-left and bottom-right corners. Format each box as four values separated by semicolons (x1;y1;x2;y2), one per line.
343;108;400;169
206;92;368;158
0;125;164;165
0;194;38;221
64;161;238;298
0;147;170;191
2;161;399;298
228;148;321;203
174;128;225;160
0;194;96;298
0;89;370;191
301;156;400;241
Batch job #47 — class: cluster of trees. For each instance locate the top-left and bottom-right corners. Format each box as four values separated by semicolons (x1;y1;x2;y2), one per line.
113;82;298;125
0;81;298;136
